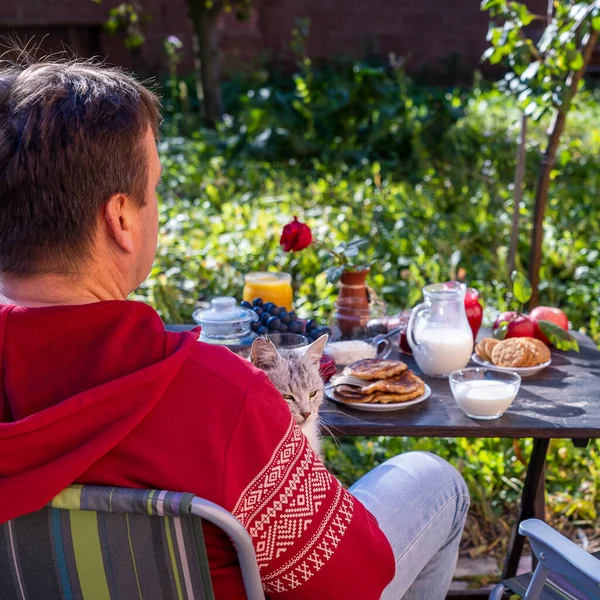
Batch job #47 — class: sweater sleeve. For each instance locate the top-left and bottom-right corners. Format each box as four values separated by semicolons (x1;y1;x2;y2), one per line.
221;372;395;599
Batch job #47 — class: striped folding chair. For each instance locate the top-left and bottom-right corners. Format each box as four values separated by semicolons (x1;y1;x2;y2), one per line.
0;485;265;600
490;519;600;600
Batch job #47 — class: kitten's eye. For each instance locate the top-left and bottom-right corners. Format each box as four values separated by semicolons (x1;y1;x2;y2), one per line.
309;390;318;398
283;394;295;401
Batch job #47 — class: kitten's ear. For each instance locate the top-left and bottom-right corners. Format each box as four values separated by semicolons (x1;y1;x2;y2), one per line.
304;334;329;365
251;338;280;369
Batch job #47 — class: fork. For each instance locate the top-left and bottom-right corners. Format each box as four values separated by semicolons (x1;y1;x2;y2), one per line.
329;375;368;388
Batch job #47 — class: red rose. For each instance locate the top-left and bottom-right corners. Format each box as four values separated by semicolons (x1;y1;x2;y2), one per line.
280;217;313;252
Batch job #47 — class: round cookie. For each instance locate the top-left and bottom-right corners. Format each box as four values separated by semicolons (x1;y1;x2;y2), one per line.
491;338;534;368
525;338;551;366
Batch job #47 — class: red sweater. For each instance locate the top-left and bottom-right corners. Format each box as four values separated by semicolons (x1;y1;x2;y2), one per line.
0;301;394;599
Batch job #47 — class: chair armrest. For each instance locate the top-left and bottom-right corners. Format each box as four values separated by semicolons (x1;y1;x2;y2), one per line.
519;519;600;585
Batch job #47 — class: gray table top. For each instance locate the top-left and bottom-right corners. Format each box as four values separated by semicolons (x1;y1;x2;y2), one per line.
165;325;600;440
320;331;600;439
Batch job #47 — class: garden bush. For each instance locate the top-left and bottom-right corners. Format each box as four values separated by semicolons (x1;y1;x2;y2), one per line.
142;61;600;561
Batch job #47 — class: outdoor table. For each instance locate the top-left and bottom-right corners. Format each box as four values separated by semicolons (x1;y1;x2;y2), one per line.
167;324;600;597
320;330;600;589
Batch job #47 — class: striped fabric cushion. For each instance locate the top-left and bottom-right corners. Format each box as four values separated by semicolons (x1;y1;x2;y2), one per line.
0;485;215;600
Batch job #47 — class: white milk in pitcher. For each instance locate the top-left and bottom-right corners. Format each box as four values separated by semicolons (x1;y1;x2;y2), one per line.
412;326;473;377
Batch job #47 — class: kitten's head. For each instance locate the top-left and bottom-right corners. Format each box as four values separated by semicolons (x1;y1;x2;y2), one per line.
251;334;329;426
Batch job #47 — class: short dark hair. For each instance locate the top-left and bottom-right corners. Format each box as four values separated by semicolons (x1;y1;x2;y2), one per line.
0;56;161;275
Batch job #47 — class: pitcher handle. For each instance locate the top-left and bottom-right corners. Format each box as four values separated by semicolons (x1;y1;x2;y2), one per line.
407;302;428;353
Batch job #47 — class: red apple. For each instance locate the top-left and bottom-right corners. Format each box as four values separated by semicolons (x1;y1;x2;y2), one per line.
493;311;535;339
492;311;517;334
529;306;569;345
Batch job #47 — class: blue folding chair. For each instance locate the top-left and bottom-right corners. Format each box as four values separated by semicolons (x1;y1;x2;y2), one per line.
490;519;600;600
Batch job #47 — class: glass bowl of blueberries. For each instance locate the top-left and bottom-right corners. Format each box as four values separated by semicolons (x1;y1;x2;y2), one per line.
240;298;333;345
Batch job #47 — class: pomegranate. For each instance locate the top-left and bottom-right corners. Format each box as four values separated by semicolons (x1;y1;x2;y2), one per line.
464;288;483;340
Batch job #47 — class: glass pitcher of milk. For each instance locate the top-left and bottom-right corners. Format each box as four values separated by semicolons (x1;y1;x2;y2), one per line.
407;282;474;377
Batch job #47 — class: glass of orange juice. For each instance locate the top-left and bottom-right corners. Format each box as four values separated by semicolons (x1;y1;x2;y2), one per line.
243;272;293;311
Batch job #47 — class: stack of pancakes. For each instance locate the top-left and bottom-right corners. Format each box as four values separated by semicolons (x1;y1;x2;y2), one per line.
336;359;426;404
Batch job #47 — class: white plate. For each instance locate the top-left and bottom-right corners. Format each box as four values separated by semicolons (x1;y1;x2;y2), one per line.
471;353;551;377
325;384;431;412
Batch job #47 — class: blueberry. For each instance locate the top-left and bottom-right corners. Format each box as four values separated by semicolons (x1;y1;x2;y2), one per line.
261;312;271;324
270;306;281;317
278;306;288;314
267;316;281;331
288;321;303;334
306;319;317;333
278;324;289;333
310;327;332;340
280;313;292;324
251;321;261;332
287;311;297;321
263;302;276;313
240;300;252;309
252;298;264;307
257;326;269;336
253;306;263;317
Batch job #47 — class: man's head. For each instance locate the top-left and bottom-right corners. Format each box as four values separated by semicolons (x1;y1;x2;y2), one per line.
0;57;162;296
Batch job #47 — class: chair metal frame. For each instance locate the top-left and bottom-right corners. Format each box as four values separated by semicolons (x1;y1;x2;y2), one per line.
489;518;600;600
190;497;265;600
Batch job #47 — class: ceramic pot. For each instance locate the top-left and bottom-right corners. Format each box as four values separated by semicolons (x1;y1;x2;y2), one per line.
334;269;370;337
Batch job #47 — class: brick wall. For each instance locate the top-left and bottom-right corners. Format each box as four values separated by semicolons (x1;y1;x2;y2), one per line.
0;0;549;77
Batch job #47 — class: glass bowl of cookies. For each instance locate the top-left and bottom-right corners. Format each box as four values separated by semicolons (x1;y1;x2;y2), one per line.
472;337;551;377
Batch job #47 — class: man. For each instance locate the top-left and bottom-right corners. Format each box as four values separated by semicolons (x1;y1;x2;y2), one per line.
0;56;468;599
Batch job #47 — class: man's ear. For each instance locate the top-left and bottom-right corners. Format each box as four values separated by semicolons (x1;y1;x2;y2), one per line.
103;193;135;254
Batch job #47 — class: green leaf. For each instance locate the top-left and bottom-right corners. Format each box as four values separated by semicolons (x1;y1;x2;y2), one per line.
593;15;600;31
325;266;345;284
494;321;509;340
566;49;584;71
538;320;580;352
511;270;532;304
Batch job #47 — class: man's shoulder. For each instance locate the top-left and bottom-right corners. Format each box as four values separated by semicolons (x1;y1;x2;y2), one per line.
172;334;269;396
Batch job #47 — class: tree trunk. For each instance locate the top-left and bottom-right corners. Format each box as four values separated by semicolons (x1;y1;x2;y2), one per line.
187;0;223;127
508;113;527;278
528;29;598;307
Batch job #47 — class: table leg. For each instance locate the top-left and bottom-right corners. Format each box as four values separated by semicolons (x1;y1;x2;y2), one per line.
502;438;549;579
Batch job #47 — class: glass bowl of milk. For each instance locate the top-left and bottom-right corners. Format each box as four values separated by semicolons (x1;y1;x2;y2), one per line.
449;368;521;420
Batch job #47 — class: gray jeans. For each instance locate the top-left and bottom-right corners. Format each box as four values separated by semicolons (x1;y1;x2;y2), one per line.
350;451;470;600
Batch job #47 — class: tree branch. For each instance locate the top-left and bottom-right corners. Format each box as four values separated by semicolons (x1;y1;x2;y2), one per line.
528;26;599;305
564;0;600;41
518;30;542;61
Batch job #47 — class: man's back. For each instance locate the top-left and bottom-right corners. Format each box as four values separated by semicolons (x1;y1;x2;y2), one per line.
0;300;394;599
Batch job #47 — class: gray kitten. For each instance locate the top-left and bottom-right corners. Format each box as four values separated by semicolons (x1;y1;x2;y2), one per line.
251;335;329;458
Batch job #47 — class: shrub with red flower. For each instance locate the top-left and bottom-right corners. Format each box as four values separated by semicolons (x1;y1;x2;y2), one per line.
279;217;371;283
280;217;313;252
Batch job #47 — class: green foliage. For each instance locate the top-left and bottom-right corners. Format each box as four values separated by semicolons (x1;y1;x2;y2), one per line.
93;1;146;49
142;60;600;553
323;436;600;551
481;0;600;120
142;65;600;344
